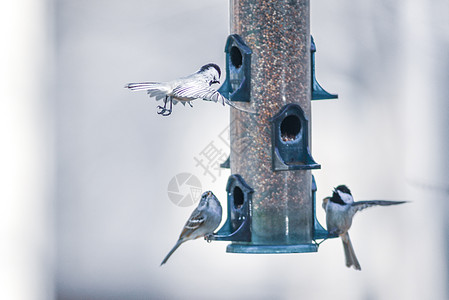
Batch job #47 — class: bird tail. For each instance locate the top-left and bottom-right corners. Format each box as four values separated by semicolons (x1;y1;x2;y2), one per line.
223;98;258;115
160;240;184;266
125;82;161;91
125;82;171;101
341;232;361;270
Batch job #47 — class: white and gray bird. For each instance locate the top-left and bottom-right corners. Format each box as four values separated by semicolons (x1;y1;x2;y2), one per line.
160;190;222;266
125;63;254;116
322;185;406;270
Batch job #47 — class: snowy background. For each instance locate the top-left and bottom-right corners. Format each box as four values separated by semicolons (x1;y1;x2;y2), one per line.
2;0;448;299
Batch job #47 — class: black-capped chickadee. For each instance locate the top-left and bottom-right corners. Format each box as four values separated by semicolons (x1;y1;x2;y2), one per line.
161;190;222;266
125;63;254;116
322;185;406;270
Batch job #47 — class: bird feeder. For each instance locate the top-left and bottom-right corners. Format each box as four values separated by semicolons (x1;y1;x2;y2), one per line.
209;0;337;253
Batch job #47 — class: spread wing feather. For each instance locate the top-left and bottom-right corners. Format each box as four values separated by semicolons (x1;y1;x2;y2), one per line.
125;81;174;102
350;200;407;215
172;85;226;104
172;85;257;114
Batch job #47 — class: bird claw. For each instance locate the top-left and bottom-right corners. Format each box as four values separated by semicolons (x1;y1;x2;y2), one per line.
157;105;172;116
204;234;214;243
157;96;173;116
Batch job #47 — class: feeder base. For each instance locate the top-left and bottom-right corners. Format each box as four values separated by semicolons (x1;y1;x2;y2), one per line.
226;243;317;254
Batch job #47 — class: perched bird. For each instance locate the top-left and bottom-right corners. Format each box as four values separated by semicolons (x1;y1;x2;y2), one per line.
125;63;254;116
161;190;222;266
322;185;406;270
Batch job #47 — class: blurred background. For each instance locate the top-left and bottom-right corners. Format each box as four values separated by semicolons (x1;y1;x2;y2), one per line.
2;0;448;299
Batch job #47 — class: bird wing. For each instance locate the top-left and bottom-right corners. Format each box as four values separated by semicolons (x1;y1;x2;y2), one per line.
179;208;207;240
172;84;258;114
350;200;407;215
172;84;227;104
322;197;330;211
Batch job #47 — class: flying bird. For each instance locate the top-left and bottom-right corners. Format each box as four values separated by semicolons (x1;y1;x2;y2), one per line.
323;185;407;270
125;63;254;116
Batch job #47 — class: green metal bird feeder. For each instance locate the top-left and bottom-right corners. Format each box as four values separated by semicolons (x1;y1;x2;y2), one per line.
209;0;338;253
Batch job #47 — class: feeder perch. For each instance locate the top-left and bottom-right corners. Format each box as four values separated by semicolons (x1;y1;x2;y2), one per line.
311;36;338;100
312;175;335;240
209;174;252;243
270;103;320;171
217;34;252;102
220;156;230;169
